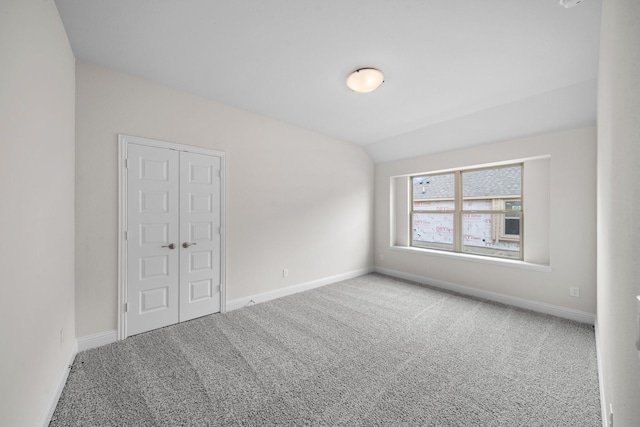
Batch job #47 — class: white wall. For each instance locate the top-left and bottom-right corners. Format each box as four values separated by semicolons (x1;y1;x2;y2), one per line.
375;127;597;315
75;62;374;338
597;0;640;424
0;1;76;426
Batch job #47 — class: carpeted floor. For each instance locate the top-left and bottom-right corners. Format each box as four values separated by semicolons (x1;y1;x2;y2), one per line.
51;274;601;426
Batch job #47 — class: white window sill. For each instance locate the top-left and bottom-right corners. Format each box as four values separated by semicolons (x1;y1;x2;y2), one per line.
389;246;552;272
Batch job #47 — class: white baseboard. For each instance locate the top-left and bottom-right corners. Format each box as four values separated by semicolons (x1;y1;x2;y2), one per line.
39;339;77;427
77;329;118;352
227;267;374;311
594;318;608;427
376;267;596;324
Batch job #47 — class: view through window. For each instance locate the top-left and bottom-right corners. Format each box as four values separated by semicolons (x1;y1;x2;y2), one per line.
411;164;522;260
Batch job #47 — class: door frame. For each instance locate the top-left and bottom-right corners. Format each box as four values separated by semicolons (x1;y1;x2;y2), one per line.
118;134;227;340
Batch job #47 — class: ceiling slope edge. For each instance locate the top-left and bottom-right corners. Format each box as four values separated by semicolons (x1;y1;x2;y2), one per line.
365;79;597;164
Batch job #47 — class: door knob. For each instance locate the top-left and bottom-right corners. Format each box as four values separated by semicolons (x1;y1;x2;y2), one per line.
182;242;197;248
161;243;176;250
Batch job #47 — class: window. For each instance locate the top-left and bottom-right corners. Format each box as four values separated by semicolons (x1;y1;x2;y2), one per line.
411;164;522;260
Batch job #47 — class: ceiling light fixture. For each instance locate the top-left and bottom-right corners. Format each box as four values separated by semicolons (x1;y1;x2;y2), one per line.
559;0;582;8
346;68;384;93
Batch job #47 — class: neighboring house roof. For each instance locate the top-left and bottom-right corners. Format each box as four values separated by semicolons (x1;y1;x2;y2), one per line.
413;166;521;199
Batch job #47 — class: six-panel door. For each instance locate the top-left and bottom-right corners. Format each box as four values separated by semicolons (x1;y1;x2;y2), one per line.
179;151;222;321
126;143;221;336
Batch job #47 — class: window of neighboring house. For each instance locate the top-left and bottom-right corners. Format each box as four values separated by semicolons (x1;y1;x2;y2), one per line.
411;164;522;260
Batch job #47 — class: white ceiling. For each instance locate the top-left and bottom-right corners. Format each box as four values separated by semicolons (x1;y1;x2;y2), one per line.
55;0;601;162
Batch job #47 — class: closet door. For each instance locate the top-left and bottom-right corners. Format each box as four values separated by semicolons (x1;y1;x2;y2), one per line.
126;144;180;336
124;141;223;337
179;152;222;321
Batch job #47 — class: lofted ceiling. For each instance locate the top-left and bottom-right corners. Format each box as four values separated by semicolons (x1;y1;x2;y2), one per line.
55;0;602;162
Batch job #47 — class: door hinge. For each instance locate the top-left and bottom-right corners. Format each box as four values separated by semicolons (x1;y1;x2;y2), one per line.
124;231;128;241
124;302;128;313
124;158;128;169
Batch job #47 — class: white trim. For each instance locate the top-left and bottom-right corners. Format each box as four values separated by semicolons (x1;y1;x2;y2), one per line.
77;330;119;352
389;245;552;272
376;267;595;324
118;134;227;339
227;267;374;311
118;137;126;340
39;339;77;427
594;318;608;427
118;134;226;157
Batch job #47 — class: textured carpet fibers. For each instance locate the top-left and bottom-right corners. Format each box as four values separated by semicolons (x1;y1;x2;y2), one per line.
51;274;601;426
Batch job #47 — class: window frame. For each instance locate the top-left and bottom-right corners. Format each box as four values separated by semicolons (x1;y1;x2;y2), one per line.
410;163;524;261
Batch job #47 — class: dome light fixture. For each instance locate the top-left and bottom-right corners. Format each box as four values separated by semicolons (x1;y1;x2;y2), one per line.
559;0;582;8
346;68;384;93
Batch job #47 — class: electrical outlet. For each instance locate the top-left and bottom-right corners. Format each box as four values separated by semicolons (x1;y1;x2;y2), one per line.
569;287;580;297
283;269;289;278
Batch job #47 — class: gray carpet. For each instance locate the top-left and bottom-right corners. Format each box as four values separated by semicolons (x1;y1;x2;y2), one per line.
51;274;601;426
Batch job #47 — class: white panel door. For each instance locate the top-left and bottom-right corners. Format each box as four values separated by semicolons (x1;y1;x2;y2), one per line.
126;143;180;336
179;152;222;321
125;141;223;337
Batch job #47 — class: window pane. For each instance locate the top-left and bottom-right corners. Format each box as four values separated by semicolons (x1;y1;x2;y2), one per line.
505;199;521;212
413;200;455;211
462;213;521;259
504;218;520;235
504;199;521;236
413;173;455;206
462;199;492;210
462;166;521;199
412;212;454;250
